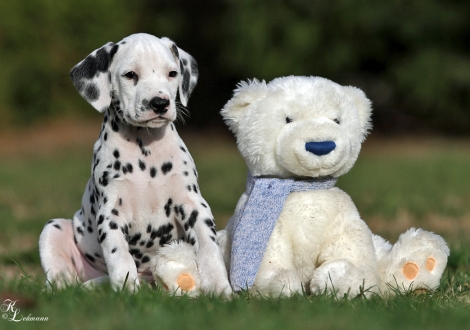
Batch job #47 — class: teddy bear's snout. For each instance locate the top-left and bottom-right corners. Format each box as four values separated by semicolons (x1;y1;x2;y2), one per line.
305;141;336;156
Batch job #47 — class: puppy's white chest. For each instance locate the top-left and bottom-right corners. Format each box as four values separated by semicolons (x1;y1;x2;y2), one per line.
95;123;196;222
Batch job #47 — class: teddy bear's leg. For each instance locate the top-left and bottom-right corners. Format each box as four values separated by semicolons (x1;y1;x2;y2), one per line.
310;260;379;298
252;268;303;297
216;229;232;272
376;228;449;296
149;240;201;297
308;216;381;298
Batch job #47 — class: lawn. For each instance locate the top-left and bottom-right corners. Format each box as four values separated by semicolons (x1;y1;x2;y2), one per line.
0;118;469;329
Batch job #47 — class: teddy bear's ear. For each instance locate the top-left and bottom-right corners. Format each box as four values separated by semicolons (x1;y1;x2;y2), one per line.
343;86;373;139
221;79;268;134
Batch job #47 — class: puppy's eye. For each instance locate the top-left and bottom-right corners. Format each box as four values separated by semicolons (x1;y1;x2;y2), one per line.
286;117;293;124
334;119;340;125
169;71;178;78
123;71;138;79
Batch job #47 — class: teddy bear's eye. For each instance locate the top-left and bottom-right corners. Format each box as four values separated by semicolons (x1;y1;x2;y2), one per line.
286;117;293;124
334;119;340;125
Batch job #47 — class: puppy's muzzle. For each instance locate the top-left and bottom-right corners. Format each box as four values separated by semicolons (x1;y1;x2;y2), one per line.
149;96;170;115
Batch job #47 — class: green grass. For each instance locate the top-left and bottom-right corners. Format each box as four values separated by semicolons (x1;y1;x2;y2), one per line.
0;130;470;329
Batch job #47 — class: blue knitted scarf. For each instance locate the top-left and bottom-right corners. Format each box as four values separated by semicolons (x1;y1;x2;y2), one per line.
230;173;337;291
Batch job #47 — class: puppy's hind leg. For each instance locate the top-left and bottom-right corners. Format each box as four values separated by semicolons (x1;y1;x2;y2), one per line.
39;219;103;289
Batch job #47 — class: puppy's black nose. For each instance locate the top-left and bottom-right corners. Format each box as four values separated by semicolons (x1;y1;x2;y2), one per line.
149;97;170;115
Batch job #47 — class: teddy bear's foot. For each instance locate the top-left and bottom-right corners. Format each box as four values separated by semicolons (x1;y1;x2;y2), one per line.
310;260;380;298
251;268;303;297
377;228;449;295
150;241;201;297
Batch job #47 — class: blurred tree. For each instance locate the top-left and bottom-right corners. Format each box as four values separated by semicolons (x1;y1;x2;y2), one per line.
0;0;469;134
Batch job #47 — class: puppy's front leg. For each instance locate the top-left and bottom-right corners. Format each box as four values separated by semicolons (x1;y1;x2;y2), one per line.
176;196;232;296
96;202;139;291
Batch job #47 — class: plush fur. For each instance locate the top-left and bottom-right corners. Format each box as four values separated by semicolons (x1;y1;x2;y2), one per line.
218;76;449;297
155;76;449;298
39;33;231;296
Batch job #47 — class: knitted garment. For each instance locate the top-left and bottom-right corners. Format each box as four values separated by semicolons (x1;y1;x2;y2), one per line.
230;173;337;291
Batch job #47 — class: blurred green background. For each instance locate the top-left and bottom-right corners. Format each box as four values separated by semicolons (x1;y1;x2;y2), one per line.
1;0;470;134
0;3;469;326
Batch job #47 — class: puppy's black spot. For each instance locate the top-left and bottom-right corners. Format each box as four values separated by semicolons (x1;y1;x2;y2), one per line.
128;233;142;245
182;70;190;96
175;205;186;220
99;171;109;186
95;46;112;73
139;160;146;171
109;44;119;64
53;224;62;230
141;255;150;263
159;235;172;246
85;83;100;101
190;57;199;76
98;232;107;243
87;226;93;233
109;221;118;229
113;149;120;158
111;209;119;216
188;210;198;228
180;146;186;153
111;120;119;132
185;234;196;246
126;163;133;173
201;203;208;208
98;215;104;225
161;162;173;175
111;247;117;253
164;198;173;217
146;224;152;233
171;44;179;59
146;240;154;248
114;160;121;171
150;166;157;178
77;227;84;235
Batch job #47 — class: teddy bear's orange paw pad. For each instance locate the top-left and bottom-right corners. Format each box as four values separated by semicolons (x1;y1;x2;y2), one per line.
426;257;436;272
402;262;419;280
177;273;196;292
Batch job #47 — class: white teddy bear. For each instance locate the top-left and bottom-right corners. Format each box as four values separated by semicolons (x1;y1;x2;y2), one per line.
151;76;449;298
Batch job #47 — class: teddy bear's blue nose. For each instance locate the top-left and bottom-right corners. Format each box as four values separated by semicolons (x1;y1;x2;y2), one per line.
305;141;336;156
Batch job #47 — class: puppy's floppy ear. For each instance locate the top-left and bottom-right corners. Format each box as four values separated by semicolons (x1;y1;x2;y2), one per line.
70;41;120;112
161;37;198;107
342;86;373;139
221;79;268;135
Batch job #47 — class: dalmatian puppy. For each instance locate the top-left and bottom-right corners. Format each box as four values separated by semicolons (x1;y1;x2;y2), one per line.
39;33;231;295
